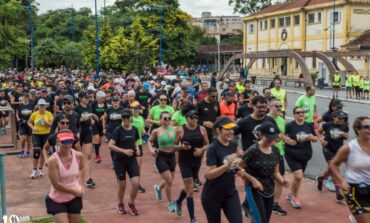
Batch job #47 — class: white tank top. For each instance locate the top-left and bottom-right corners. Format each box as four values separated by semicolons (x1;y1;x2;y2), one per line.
344;139;370;184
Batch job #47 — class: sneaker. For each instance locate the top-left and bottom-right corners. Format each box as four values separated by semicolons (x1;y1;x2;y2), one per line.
30;170;37;179
86;178;96;188
175;200;182;216
286;194;301;208
193;184;199;192
154;184;162;201
336;192;345;203
18;151;25;158
25;151;31;157
324;178;336;192
272;203;287;216
5;125;10;129
316;176;324;191
168;201;176;212
191;219;199;223
126;203;139;216
349;215;357;223
95;155;102;163
117;203;127;214
194;178;202;187
138;185;146;193
37;169;44;177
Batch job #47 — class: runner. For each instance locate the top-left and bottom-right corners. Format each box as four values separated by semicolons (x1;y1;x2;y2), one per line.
108;108;140;216
147;93;175;133
240;122;289;223
295;86;317;123
333;72;341;98
174;106;209;223
330;116;370;223
219;91;237;121
345;73;353;99
75;92;95;188
0;88;10;133
16;91;34;158
316;111;349;203
45;129;84;223
237;90;259;120
28;99;53;179
92;91;107;163
284;106;317;208
270;78;287;118
148;111;179;212
130;101;146;193
51;95;80;135
201;116;244;223
318;99;344;124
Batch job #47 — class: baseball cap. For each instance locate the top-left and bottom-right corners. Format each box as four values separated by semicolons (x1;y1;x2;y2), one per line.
215;116;237;129
130;101;141;108
37;99;47;105
333;111;348;119
22;91;29;96
184;109;198;117
121;108;132;116
57;130;75;141
258;122;279;140
142;82;150;91
79;92;88;98
29;89;36;94
181;86;189;92
63;95;74;102
160;80;167;86
333;99;344;109
87;86;96;92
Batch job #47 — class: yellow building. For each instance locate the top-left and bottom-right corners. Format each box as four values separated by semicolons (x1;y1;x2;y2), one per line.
243;0;370;78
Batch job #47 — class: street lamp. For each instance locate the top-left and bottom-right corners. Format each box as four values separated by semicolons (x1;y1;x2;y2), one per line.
159;6;164;66
94;0;100;77
217;36;221;71
71;5;75;42
25;1;35;69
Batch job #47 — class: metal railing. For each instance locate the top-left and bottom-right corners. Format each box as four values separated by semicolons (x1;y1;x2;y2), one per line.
0;107;18;150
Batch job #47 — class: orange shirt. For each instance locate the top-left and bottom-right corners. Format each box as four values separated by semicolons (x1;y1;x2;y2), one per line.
220;101;236;121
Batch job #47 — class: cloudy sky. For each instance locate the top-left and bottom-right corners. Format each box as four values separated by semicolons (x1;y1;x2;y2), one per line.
35;0;237;17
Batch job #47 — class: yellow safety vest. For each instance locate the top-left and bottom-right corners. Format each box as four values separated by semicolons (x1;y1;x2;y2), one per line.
333;74;340;86
345;75;352;87
271;88;286;111
352;75;360;86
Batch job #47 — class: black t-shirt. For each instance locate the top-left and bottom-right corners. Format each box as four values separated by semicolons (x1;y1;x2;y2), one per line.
237;104;253;119
235;115;277;151
322;122;349;152
92;101;107;119
285;121;315;161
179;125;204;167
202;139;238;200
135;91;151;110
322;111;333;123
17;102;34;122
111;125;139;161
51;111;81;134
10;91;21;109
106;107;124;131
0;95;9;106
243;143;280;197
75;103;93;130
197;100;220;137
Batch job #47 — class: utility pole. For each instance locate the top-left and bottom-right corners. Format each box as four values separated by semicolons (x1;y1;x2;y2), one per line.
71;5;75;42
332;0;336;51
28;1;35;69
104;0;107;17
94;0;100;77
159;6;164;66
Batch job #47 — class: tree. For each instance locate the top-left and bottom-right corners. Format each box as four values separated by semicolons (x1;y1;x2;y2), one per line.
221;35;243;45
60;41;82;68
228;0;272;15
33;38;60;67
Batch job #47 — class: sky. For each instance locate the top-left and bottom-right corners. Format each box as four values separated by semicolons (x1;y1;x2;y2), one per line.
35;0;237;17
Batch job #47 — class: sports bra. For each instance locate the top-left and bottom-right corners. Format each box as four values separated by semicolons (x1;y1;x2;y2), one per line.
158;126;176;149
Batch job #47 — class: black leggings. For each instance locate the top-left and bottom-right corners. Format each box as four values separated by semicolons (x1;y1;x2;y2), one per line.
245;184;274;223
201;192;242;223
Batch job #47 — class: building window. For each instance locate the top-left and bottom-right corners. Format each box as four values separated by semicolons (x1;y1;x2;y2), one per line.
249;24;254;33
260;20;267;30
270;19;275;28
279;17;285;27
294;15;300;25
285;16;291;26
308;13;315;24
317;12;322;23
330;11;341;23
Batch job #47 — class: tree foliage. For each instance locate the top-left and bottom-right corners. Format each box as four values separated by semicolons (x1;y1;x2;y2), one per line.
228;0;272;15
33;38;60;67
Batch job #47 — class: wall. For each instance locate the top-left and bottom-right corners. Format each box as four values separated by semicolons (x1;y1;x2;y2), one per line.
351;6;370;32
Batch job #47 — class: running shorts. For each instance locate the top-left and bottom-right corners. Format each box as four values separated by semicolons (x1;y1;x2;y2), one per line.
113;158;139;181
344;184;370;216
45;195;83;215
156;151;176;174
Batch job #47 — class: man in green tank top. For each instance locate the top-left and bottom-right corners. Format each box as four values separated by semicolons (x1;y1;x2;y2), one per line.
332;73;341;98
345;73;352;99
270;78;287;118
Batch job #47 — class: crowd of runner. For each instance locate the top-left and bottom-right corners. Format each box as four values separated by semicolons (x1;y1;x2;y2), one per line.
0;67;369;223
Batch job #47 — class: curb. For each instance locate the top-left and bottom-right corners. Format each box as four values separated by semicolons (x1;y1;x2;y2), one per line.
285;89;370;105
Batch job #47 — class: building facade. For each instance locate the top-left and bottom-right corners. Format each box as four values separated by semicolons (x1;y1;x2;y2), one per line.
193;12;243;36
243;0;370;78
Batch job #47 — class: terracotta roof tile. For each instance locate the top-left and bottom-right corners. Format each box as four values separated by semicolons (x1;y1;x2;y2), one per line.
343;29;370;47
197;44;243;54
248;0;332;17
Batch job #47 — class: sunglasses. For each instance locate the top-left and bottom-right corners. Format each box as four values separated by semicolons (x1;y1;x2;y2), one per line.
295;111;305;114
256;105;267;110
132;107;141;110
61;139;73;145
274;105;283;108
122;115;131;119
209;95;217;98
63;101;72;105
38;104;46;107
360;124;370;129
189;115;199;120
112;99;119;102
160;98;167;101
60;121;70;125
163;117;171;121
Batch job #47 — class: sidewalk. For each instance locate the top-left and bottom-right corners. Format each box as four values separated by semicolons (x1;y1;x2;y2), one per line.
1;134;350;223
